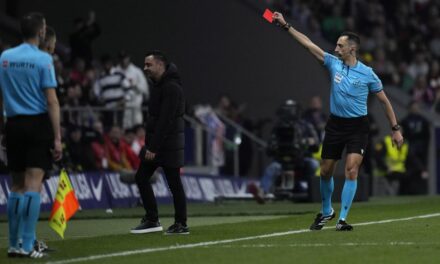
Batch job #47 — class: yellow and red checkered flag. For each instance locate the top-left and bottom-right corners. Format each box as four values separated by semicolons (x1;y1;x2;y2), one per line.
49;169;80;238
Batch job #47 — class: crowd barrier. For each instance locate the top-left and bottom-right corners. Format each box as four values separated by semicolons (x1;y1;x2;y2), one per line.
0;171;250;214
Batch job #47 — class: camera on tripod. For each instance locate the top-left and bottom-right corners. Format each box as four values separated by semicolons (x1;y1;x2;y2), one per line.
267;99;317;200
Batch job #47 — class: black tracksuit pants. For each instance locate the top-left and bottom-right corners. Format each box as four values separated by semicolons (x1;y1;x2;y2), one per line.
135;161;187;225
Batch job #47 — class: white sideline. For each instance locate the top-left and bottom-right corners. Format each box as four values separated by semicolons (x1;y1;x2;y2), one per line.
210;241;440;248
45;212;440;264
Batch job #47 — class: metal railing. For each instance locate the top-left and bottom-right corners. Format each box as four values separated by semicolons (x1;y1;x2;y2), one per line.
215;110;267;149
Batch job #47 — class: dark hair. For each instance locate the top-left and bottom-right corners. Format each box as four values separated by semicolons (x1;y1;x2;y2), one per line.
145;50;169;67
118;50;130;60
340;31;360;48
20;12;45;39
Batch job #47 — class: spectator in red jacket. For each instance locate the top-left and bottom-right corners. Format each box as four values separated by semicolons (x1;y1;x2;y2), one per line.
104;125;139;171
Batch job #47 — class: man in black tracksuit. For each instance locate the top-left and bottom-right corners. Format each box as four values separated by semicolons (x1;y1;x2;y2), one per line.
130;51;187;235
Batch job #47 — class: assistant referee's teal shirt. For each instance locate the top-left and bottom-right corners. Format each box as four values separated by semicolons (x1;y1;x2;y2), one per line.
0;43;57;117
323;52;383;118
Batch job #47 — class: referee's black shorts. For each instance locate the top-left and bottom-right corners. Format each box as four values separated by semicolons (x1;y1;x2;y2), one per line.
5;113;54;172
321;114;369;160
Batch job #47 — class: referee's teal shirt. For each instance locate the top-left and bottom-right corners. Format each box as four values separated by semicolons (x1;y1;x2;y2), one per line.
323;52;383;118
0;43;57;117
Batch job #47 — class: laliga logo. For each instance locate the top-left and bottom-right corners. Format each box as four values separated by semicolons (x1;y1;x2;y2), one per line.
2;60;8;68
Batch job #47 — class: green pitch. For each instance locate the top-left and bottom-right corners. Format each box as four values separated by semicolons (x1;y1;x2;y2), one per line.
1;196;440;264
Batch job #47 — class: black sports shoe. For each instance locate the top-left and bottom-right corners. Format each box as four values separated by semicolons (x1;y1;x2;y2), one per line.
336;220;353;231
309;209;336;230
130;217;163;234
165;223;190;235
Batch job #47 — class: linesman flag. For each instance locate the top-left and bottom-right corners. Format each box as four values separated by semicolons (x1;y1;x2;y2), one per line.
49;169;80;238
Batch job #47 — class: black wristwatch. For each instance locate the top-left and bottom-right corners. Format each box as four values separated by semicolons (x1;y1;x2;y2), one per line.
391;124;401;131
282;22;291;31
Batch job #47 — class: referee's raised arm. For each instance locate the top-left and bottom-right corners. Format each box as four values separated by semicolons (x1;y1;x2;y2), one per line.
272;12;325;63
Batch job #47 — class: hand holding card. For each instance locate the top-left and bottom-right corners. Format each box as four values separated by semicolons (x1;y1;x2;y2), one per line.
262;9;288;29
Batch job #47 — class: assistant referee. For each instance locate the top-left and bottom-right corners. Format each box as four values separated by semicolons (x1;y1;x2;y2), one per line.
0;13;61;258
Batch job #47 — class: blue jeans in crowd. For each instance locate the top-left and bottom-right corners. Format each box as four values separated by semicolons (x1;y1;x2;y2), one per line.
260;157;319;193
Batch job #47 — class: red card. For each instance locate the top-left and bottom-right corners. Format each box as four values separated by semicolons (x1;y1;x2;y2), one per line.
262;9;273;23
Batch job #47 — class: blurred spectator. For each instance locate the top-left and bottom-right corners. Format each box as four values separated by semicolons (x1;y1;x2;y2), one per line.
433;91;440;114
396;62;415;93
90;120;107;169
215;94;232;117
63;81;87;125
124;128;142;156
428;61;440;91
371;48;396;84
93;54;132;128
216;97;253;176
411;75;435;107
429;29;440;58
407;53;429;80
69;58;87;86
115;51;149;129
374;134;409;195
401;101;430;193
53;55;67;94
365;108;379;195
82;66;98;104
134;124;146;148
302;95;327;141
104;126;139;171
64;126;96;171
69;10;101;64
194;105;225;169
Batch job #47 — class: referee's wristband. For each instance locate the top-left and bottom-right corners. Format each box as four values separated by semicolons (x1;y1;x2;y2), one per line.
391;124;401;131
282;23;291;31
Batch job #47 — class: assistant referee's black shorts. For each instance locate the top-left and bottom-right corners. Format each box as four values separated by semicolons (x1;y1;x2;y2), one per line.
5;113;54;172
321;114;369;160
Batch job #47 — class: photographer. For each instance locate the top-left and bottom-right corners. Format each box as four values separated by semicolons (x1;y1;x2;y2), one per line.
249;100;319;203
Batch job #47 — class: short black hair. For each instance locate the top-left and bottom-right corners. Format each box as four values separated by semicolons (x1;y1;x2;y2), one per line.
145;50;169;67
118;50;130;60
20;12;45;39
340;31;360;48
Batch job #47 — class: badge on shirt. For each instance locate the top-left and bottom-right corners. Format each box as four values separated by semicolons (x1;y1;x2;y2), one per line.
334;72;343;83
351;78;362;88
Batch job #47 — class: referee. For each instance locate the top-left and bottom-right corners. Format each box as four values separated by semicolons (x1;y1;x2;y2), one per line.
0;13;61;258
272;12;403;231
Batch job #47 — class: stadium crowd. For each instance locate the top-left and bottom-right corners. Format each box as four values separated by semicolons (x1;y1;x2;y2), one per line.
268;0;440;112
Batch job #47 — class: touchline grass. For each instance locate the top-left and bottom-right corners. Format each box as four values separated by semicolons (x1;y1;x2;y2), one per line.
1;196;440;264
